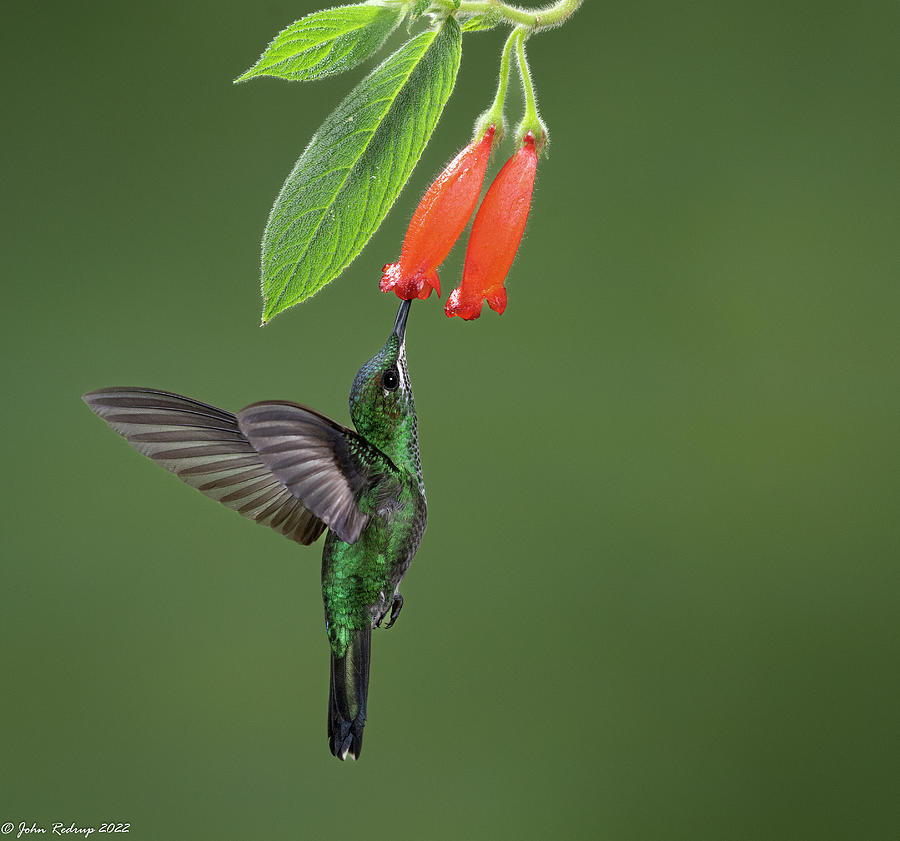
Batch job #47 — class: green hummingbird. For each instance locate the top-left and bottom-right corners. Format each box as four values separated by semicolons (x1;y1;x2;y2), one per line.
83;299;426;760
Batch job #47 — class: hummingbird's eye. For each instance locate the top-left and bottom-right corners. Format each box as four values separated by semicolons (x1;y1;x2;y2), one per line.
382;367;400;391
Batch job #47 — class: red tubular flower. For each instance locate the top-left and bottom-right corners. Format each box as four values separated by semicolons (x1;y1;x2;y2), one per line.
380;126;495;301
445;132;538;320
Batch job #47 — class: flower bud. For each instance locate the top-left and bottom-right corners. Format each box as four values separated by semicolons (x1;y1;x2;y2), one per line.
380;126;495;300
445;132;537;320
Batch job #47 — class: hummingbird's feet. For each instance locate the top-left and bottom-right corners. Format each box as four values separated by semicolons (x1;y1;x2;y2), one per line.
384;593;404;629
374;592;404;629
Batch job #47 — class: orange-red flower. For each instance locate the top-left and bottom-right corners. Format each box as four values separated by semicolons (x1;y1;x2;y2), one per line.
445;132;537;320
380;127;496;301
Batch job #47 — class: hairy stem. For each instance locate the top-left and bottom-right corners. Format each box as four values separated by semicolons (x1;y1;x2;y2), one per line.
489;29;521;117
514;31;545;147
455;0;582;32
516;33;537;124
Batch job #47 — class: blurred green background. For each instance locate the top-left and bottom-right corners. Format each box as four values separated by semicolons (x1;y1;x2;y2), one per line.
2;1;897;838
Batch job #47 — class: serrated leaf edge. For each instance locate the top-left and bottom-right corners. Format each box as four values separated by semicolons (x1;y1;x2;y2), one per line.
235;3;402;84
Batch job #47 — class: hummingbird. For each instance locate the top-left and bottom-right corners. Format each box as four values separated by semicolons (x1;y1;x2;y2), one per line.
83;299;426;760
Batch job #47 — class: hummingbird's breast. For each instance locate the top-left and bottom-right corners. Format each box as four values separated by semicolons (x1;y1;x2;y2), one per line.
385;478;427;591
321;475;426;656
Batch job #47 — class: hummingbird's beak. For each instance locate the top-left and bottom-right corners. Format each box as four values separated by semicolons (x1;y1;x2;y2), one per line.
392;299;411;344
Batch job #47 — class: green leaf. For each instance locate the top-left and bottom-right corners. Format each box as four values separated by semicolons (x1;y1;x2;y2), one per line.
261;18;462;322
236;3;404;83
409;0;431;19
461;12;500;32
405;0;431;32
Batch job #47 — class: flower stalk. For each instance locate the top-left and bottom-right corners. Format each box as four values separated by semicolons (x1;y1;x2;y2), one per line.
473;27;523;145
513;31;547;150
442;0;583;32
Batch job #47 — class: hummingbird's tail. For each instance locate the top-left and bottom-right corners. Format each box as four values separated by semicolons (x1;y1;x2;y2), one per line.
328;627;371;761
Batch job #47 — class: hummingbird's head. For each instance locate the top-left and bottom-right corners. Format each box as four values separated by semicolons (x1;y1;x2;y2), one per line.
349;300;416;448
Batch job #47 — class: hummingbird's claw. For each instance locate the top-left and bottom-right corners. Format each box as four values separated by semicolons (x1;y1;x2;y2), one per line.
384;593;404;629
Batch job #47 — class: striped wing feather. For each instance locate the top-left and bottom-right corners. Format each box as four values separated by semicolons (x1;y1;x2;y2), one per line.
83;388;326;545
237;401;396;545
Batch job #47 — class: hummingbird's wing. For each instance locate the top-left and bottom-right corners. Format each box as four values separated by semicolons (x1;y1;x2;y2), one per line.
83;388;327;545
237;401;399;545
